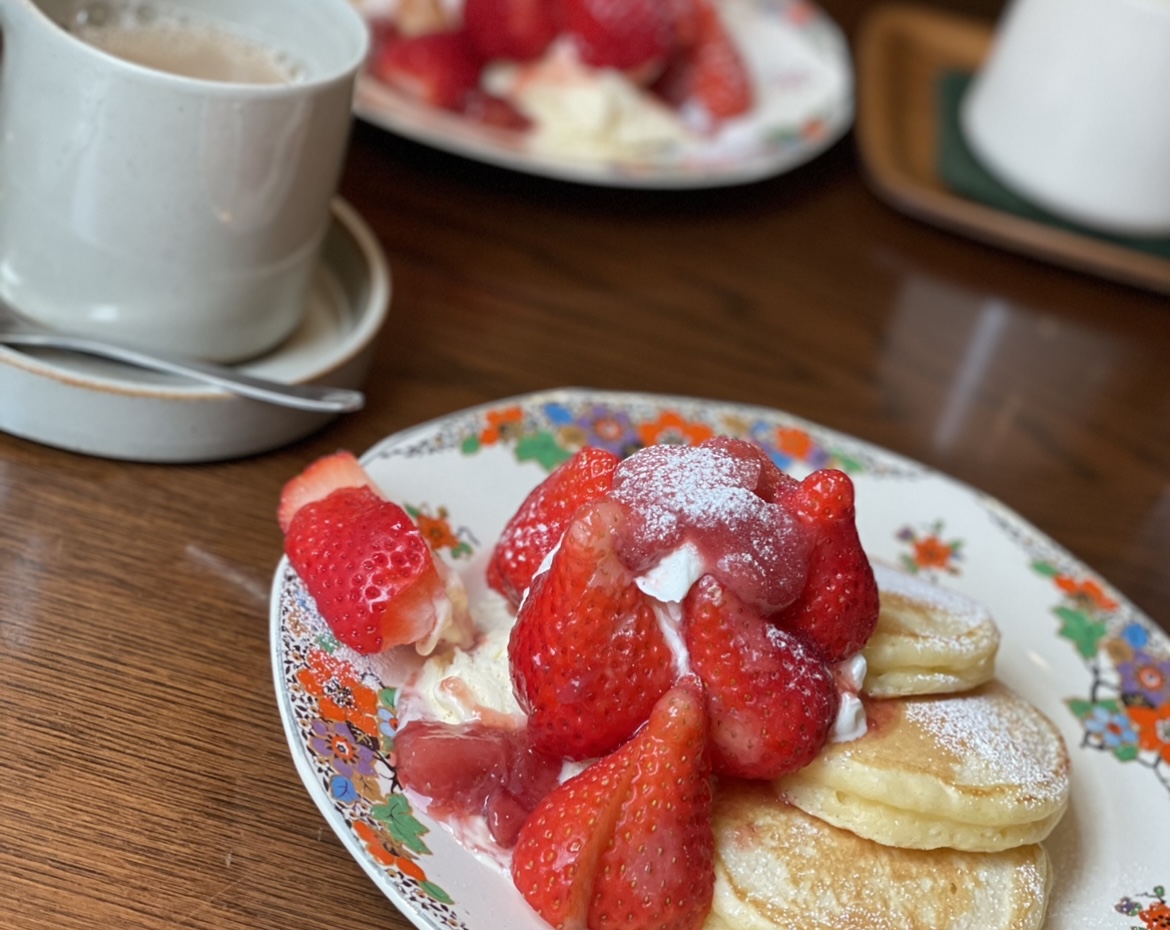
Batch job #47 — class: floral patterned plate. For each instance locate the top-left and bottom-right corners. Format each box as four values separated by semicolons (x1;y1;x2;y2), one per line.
350;0;853;188
271;388;1170;930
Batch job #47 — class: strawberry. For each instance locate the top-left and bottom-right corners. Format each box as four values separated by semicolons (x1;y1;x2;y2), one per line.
459;88;533;130
283;485;450;654
394;719;561;848
511;680;713;930
608;439;812;613
367;29;484;110
653;0;752;123
772;468;880;662
508;498;678;760
487;446;620;606
463;0;560;62
685;575;837;778
561;0;677;77
699;435;799;502
277;449;376;533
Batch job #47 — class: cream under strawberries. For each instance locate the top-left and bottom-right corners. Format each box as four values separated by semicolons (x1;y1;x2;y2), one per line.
400;554;871;745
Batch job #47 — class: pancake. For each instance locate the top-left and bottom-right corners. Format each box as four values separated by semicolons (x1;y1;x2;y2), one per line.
862;563;1001;698
701;779;1052;930
775;680;1070;852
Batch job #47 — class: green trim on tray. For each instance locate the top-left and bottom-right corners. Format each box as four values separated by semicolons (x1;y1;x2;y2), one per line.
937;71;1170;260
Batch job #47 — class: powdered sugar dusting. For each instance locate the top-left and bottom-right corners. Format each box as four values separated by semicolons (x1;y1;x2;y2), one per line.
904;686;1069;809
610;443;812;611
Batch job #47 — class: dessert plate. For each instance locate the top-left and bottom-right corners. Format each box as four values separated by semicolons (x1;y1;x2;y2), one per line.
0;199;390;463
271;388;1170;930
351;0;853;188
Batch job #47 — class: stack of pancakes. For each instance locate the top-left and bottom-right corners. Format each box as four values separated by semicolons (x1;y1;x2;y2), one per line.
702;563;1070;930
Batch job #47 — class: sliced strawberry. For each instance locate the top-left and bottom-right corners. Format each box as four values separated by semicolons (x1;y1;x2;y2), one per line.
653;0;752;123
367;29;484;110
463;0;560;62
608;438;812;613
508;498;678;760
283;486;449;654
511;729;636;929
561;0;677;77
395;719;561;848
512;681;713;930
588;679;713;930
772;469;880;662
685;575;837;778
277;449;376;533
487;446;620;606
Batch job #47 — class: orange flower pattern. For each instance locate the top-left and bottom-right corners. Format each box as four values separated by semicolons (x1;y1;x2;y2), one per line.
896;520;964;577
275;394;1169;928
1117;887;1169;929
281;571;459;918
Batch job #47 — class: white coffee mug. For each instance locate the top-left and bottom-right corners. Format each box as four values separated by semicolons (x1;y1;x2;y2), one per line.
960;0;1170;237
0;0;369;362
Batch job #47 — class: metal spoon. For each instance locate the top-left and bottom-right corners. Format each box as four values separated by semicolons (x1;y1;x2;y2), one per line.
0;301;365;414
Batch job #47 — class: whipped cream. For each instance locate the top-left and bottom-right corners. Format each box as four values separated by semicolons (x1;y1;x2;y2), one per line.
400;590;523;726
635;540;707;603
830;653;868;743
484;40;693;162
405;544;869;747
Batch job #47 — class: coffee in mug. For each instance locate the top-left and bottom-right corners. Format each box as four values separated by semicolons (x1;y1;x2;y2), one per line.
62;1;305;85
0;0;369;362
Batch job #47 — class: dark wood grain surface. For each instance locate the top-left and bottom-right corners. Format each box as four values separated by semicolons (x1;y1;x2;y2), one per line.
3;2;1168;927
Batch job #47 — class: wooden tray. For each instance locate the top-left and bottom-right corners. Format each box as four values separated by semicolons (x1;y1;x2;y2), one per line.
855;3;1170;295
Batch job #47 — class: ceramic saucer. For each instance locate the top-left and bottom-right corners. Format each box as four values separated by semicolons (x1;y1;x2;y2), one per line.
0;199;390;463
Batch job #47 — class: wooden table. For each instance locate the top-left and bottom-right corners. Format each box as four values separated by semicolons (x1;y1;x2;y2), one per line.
3;2;1167;926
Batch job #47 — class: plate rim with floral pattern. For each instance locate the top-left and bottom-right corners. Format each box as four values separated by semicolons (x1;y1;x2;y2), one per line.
350;0;854;189
271;387;1170;930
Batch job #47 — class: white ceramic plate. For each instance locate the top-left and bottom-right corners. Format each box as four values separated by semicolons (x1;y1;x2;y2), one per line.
351;0;853;188
272;388;1170;930
0;200;390;463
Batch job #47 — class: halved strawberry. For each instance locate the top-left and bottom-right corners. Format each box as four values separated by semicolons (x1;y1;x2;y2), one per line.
487;446;620;606
463;0;561;62
277;449;376;533
511;680;714;930
368;29;484;110
772;469;880;662
653;0;753;123
685;575;837;778
508;498;678;760
283;484;454;654
561;0;677;77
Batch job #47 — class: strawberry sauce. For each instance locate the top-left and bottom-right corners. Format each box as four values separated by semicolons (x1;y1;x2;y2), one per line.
395;719;562;848
608;440;813;612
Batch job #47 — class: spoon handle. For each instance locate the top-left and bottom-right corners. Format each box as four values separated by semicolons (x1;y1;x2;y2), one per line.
0;331;365;413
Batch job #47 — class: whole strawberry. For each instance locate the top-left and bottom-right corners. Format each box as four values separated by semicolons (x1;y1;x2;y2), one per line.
508;498;678;760
487;445;620;606
685;574;837;778
512;680;714;930
772;468;880;662
279;451;463;655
